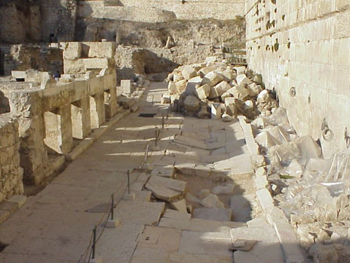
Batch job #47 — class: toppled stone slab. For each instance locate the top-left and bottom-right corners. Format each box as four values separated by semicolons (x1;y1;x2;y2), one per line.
145;176;186;202
193;208;232;222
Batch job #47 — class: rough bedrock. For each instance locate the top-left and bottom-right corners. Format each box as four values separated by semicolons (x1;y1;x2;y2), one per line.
76;18;245;63
0;44;63;77
0;0;41;44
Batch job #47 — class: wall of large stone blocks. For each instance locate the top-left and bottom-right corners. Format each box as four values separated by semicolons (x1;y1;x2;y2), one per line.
246;0;350;158
0;114;23;202
6;71;118;185
78;0;245;21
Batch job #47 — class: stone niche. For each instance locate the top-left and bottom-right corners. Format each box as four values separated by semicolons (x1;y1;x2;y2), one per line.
0;114;23;202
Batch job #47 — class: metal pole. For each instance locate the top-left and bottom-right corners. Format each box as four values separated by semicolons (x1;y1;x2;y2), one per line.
162;113;165;130
155;129;158;147
111;193;114;220
127;170;130;195
92;226;97;260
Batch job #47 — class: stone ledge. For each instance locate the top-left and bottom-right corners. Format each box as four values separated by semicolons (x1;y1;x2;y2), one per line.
0;195;27;226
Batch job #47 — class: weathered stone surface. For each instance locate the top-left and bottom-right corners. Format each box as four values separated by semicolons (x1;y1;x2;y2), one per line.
184;95;201;112
171;199;188;213
309;244;339;263
193;208;232;221
200;194;225;208
236;74;252;85
182;65;197;80
147;176;187;193
201;71;224;86
212;184;234;195
198;66;215;78
175;79;187;94
211;103;223;119
196;84;211;101
247;83;263;97
145;183;182;202
168;81;177;95
213;81;231;97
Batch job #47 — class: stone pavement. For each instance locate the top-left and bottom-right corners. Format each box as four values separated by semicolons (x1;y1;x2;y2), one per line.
0;82;290;263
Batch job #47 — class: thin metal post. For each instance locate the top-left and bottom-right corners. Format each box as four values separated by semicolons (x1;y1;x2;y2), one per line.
155;129;158;147
91;226;97;260
162;113;165;130
127;170;130;195
111;193;114;220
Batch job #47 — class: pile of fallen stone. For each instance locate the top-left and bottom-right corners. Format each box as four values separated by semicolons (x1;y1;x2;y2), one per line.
162;57;277;121
250;108;350;262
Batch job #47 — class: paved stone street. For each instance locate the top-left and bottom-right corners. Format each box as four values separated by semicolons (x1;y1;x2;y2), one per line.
0;82;286;263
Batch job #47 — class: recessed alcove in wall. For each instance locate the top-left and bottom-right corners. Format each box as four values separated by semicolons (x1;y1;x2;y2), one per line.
104;90;112;120
71;100;84;140
44;109;63;154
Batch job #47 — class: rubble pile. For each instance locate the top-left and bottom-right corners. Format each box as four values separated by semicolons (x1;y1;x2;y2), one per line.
162;57;277;121
251;108;350;262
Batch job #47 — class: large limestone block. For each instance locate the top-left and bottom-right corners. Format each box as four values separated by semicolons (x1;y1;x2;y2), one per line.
236;74;253;85
168;81;177;95
182;65;197;80
145;184;182;202
220;69;236;82
185;76;202;95
88;42;116;58
196;84;211;101
213;81;232;97
208;86;219;99
82;58;109;70
247;83;263;97
148;176;187;193
225;97;237;116
63;42;82;60
201;71;224;86
175;79;187;94
231;84;250;100
184;95;201;112
198;66;215;78
173;72;184;82
234;66;246;75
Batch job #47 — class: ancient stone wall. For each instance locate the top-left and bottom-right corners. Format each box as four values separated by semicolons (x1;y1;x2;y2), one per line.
5;71;118;185
0;114;23;202
246;0;350;158
62;41;116;74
